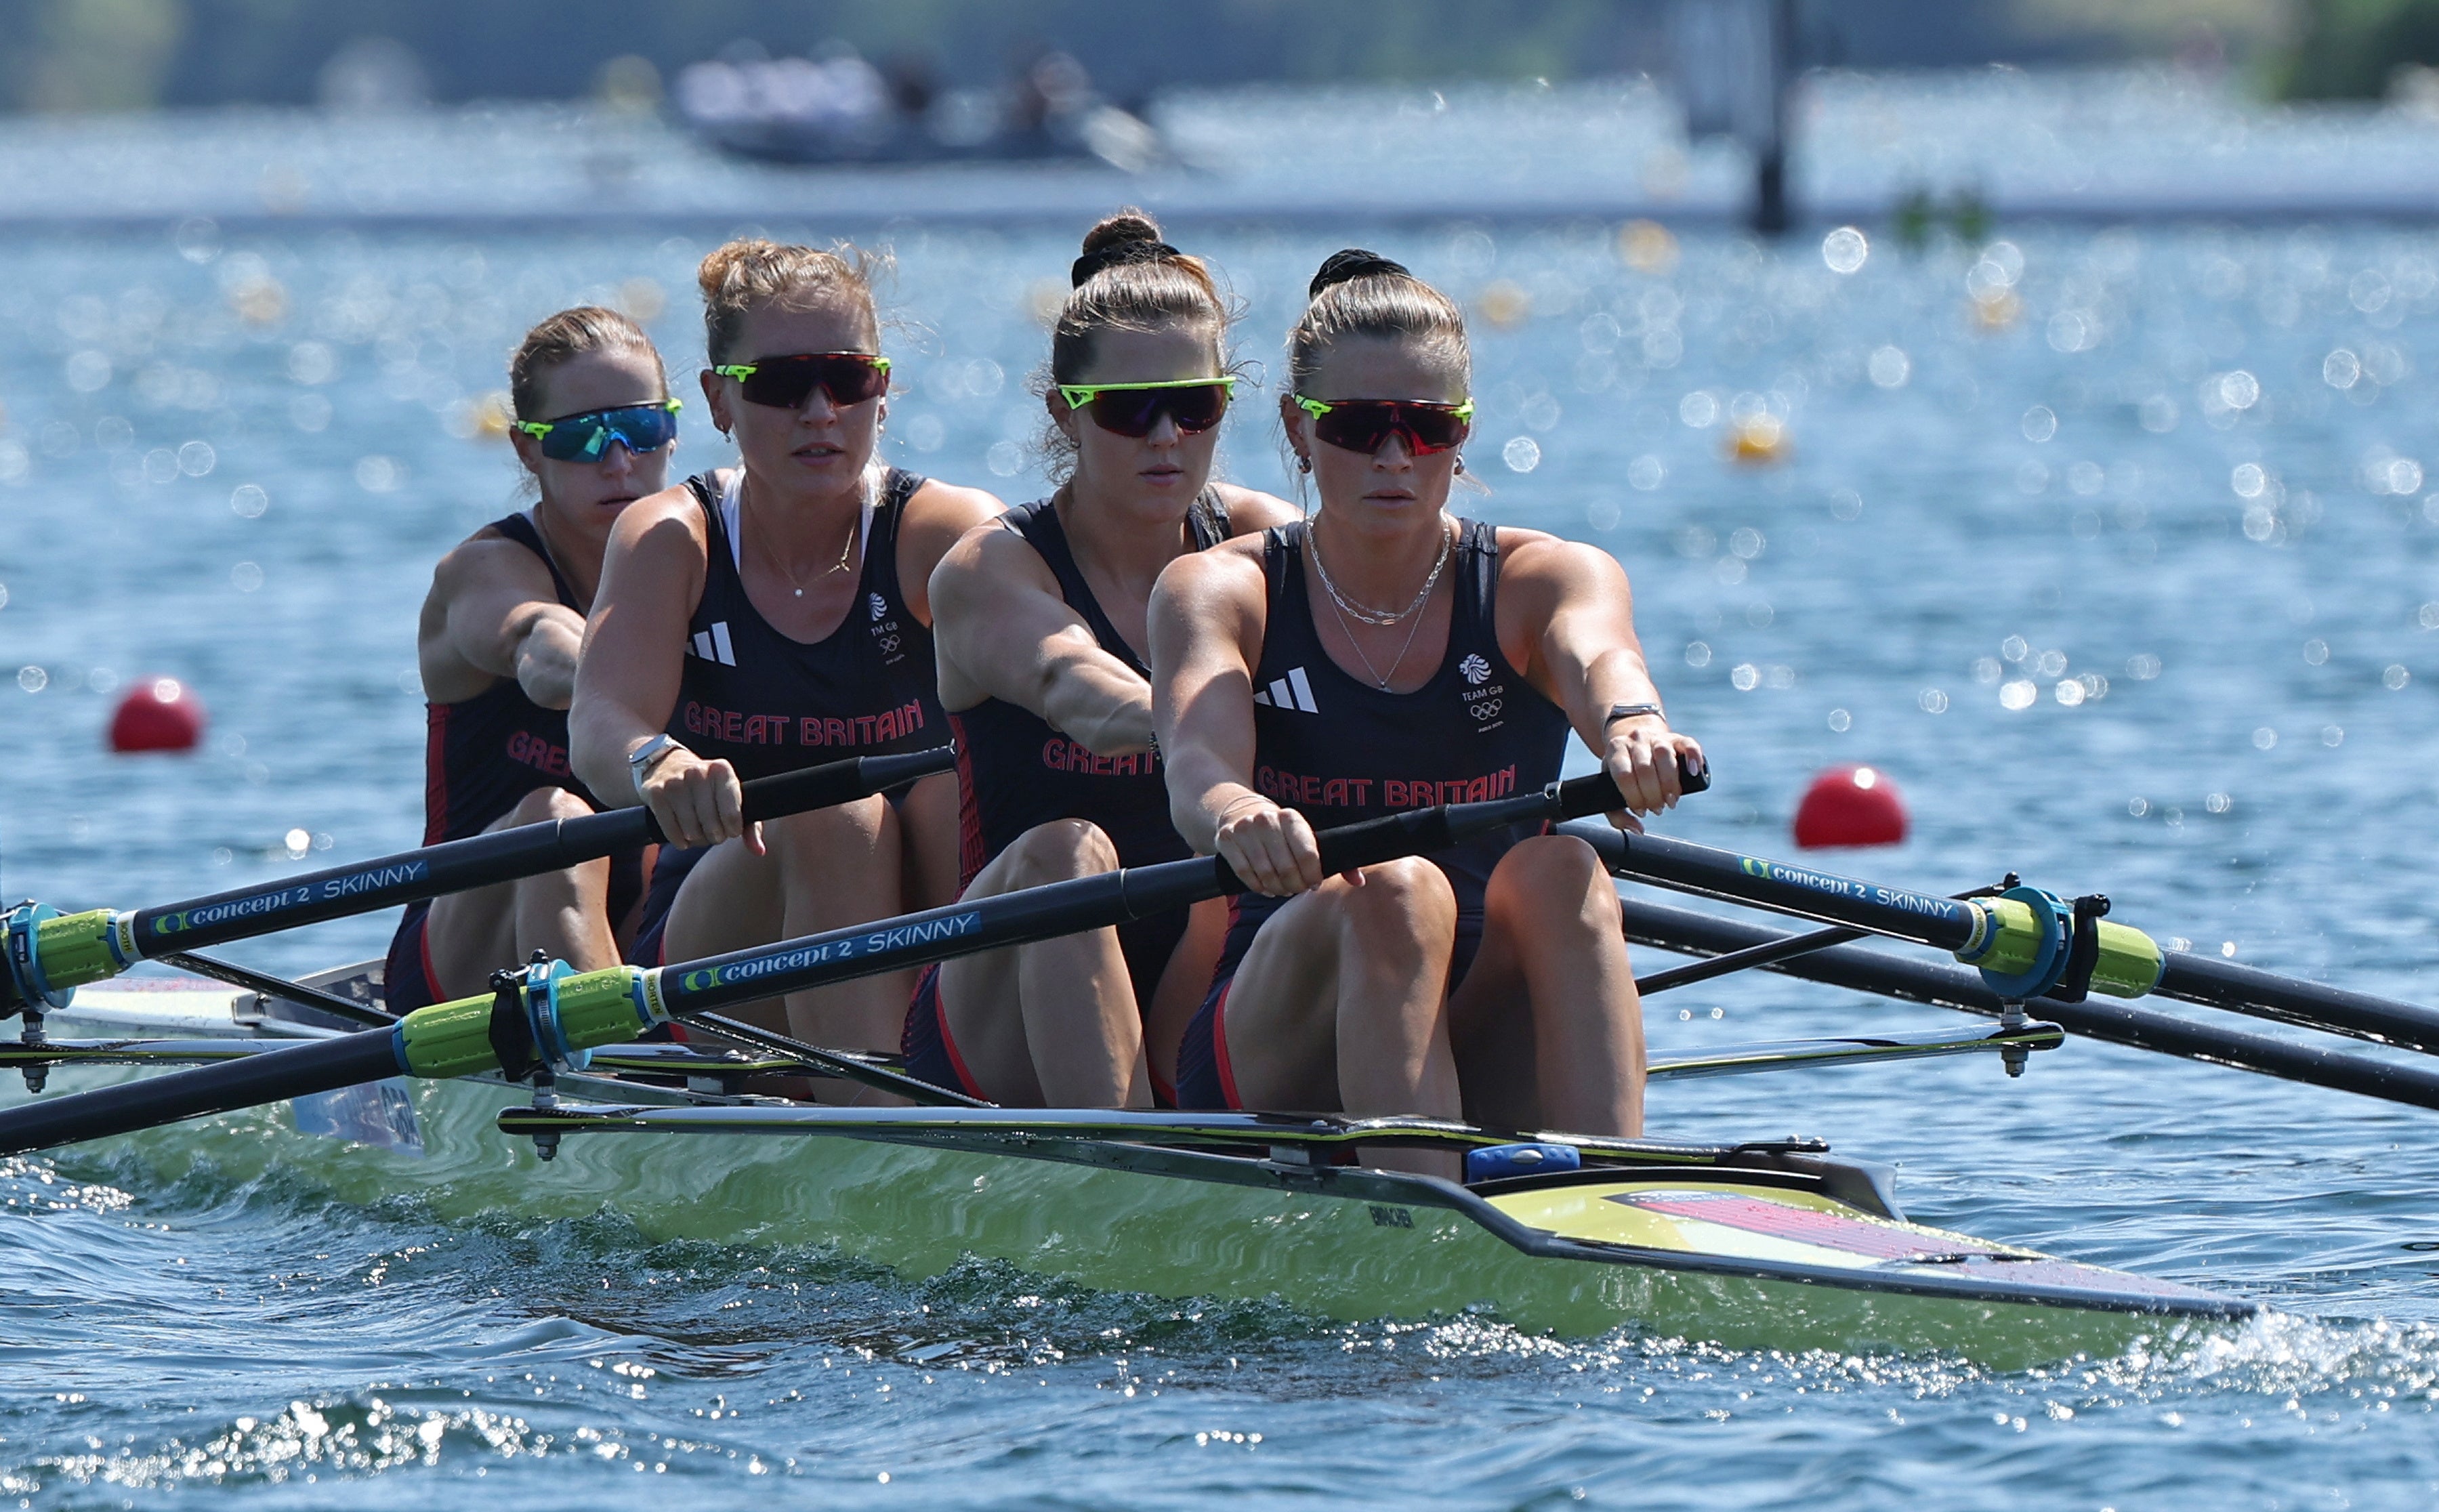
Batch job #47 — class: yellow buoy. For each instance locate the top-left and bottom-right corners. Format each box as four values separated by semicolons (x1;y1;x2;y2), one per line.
1726;414;1789;465
1476;280;1533;329
1617;219;1680;276
227;278;287;328
1972;289;2021;332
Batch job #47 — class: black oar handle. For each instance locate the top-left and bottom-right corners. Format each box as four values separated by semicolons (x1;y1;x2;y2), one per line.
1280;761;1713;887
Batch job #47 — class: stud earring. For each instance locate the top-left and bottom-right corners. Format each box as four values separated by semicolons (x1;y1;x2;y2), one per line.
1296;454;1312;474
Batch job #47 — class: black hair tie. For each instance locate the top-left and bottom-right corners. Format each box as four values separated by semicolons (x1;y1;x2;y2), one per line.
1309;248;1409;297
1070;238;1182;288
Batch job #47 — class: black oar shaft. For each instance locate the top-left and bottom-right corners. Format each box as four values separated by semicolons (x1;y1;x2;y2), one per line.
1562;820;2439;1055
1591;828;1981;951
0;1030;406;1149
123;748;954;959
1617;897;2439;1114
2152;953;2439;1056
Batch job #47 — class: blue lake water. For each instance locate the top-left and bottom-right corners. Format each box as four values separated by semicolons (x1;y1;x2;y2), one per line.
11;79;2439;1509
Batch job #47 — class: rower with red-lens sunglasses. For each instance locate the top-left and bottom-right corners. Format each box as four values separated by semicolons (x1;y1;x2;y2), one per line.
709;351;892;410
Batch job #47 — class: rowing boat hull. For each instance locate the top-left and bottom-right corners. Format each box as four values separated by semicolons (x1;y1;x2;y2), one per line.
15;982;2251;1370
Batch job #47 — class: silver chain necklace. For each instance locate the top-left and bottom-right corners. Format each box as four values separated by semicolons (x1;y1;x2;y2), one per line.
1308;520;1454;690
1308;518;1453;626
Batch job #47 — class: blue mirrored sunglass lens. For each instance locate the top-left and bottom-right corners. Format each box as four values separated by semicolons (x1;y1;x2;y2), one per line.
538;406;678;461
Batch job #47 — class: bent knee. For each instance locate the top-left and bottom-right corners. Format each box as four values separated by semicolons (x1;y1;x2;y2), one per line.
1329;856;1457;933
500;784;596;828
1491;835;1620;921
765;793;890;849
1002;818;1120;884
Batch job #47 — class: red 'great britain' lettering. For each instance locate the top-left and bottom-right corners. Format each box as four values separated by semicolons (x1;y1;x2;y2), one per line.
1251;764;1519;810
682;698;926;749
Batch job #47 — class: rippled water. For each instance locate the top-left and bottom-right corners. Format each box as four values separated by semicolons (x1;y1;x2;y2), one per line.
12;81;2439;1507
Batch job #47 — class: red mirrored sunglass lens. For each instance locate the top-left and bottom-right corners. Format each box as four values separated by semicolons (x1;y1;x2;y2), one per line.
1310;402;1470;455
1083;384;1230;438
736;356;890;408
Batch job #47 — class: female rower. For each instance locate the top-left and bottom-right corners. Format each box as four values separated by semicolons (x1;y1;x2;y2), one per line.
912;210;1296;1108
386;307;676;1011
570;240;1001;1055
1150;250;1703;1161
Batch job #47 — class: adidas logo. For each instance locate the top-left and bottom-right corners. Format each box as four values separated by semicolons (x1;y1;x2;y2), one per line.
688;621;737;666
1251;666;1320;713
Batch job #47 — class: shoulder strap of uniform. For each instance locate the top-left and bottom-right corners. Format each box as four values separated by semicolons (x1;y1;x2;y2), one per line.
486;512;580;610
1453;519;1493;634
860;467;913;602
1263;520;1304;622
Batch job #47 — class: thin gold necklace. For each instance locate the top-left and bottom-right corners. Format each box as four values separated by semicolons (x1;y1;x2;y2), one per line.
745;480;860;598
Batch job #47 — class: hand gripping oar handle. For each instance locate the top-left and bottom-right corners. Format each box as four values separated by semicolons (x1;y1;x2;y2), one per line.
1;746;957;1014
0;762;1705;1157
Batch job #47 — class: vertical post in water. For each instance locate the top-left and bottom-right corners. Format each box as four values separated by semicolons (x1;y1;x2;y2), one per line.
1668;0;1797;236
1751;0;1795;235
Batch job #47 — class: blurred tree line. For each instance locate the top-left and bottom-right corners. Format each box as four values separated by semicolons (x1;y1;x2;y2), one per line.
0;0;2308;114
0;0;1673;112
2274;0;2439;95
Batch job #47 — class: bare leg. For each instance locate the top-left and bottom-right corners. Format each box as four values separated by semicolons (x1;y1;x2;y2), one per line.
1448;834;1644;1137
1215;858;1459;1177
663;794;914;1057
894;771;962;912
937;820;1148;1107
425;786;618;1000
1143;897;1228;1104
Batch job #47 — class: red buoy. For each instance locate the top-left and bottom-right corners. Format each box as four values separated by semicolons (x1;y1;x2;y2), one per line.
1793;765;1908;848
108;677;207;753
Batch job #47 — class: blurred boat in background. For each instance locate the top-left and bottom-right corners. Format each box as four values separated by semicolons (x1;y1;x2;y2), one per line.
674;43;1164;171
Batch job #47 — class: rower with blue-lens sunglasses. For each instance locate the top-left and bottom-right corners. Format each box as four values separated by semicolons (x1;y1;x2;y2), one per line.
509;398;683;461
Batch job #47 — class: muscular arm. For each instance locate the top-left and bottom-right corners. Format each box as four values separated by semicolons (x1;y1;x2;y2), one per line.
1149;545;1320;895
895;479;1005;627
568;488;709;813
418;534;585;709
932;523;1159;753
1501;530;1703;816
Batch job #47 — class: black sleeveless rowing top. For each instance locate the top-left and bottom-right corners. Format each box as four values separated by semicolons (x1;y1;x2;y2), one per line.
947;491;1230;888
666;467;945;782
421;511;608;844
1248;517;1570;887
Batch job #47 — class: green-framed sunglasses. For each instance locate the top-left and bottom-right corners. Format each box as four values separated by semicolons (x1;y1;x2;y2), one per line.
1292;395;1475;455
711;352;892;409
508;399;682;461
1057;375;1236;437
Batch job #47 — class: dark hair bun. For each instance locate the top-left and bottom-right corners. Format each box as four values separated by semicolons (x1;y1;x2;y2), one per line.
1072;207;1182;287
1309;249;1411;299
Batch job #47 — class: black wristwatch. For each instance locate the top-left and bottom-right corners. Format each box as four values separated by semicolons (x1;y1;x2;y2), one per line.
1602;702;1667;728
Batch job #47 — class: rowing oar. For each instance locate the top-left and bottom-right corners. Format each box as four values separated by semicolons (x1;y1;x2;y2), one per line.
1612;892;2439;1114
0;765;1705;1156
1554;819;2439;1055
1;747;958;1017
